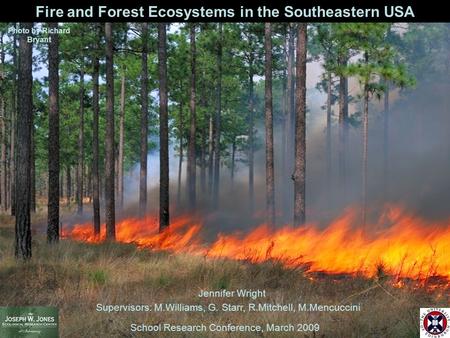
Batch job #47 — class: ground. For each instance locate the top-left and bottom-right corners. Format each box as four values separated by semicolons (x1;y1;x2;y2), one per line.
0;211;447;338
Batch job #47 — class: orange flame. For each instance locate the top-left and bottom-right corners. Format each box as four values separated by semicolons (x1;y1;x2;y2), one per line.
62;205;450;286
62;215;203;252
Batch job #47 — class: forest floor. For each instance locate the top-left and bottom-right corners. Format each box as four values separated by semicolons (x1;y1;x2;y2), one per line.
0;211;448;337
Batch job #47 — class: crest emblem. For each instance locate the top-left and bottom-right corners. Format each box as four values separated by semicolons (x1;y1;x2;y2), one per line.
421;308;450;337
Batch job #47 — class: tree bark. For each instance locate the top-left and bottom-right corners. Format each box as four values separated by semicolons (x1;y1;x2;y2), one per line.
338;57;348;194
187;24;197;210
60;170;64;200
66;166;71;205
231;138;236;186
73;167;77;203
105;22;115;240
293;23;307;226
200;76;207;194
159;23;169;231
287;25;296;166
248;59;255;213
15;23;33;259
208;115;214;195
139;23;148;217
383;79;389;198
362;53;369;227
47;22;60;243
0;32;6;212
326;71;332;207
281;30;288;218
177;102;183;205
200;127;206;194
264;23;275;226
10;33;17;216
213;23;223;208
362;85;369;226
77;67;84;214
87;165;92;203
338;74;345;186
118;68;125;210
30;125;35;213
92;27;101;234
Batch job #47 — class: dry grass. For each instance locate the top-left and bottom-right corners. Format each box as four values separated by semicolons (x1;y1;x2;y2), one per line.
0;213;447;337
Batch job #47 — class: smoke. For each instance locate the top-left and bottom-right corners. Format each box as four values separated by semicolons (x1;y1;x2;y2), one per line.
65;60;450;234
117;80;450;232
295;78;450;224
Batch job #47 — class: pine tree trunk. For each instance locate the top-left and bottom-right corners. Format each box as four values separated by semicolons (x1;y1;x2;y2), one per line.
87;165;92;203
343;69;349;189
208;115;214;195
77;68;84;214
0;32;6;212
264;23;275;226
159;23;169;231
287;25;295;167
338;71;346;190
248;63;255;213
100;173;104;205
361;53;369;226
0;93;5;213
10;33;17;216
114;150;118;198
383;79;389;198
73;167;76;203
139;23;148;217
60;171;64;200
30;125;35;213
104;22;115;240
281;30;288;219
177;102;183;205
338;57;349;198
231;138;236;186
15;23;33;259
293;23;307;226
47;23;60;243
5;155;9;210
326;71;332;207
118;69;125;210
187;24;197;210
213;23;223;208
362;84;369;226
200;128;206;195
84;164;87;203
0;104;7;211
200;76;207;194
66;166;71;205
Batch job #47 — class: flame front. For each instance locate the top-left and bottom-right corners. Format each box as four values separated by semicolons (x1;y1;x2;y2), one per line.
62;205;450;285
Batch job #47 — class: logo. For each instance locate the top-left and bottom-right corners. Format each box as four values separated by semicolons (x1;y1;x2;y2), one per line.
421;308;450;338
0;306;58;338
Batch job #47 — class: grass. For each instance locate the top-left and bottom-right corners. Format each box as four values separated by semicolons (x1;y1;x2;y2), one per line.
0;213;448;337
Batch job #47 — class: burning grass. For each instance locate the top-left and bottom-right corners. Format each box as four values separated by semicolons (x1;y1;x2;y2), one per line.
0;211;448;337
62;205;450;288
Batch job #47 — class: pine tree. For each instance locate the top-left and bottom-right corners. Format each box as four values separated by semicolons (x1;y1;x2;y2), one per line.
159;23;169;231
47;22;60;243
187;24;197;209
15;23;33;259
104;22;115;240
92;23;101;235
293;23;307;226
139;23;149;217
264;23;275;226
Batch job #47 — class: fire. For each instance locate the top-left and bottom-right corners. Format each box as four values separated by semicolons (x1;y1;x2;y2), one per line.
62;215;203;252
62;205;450;286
